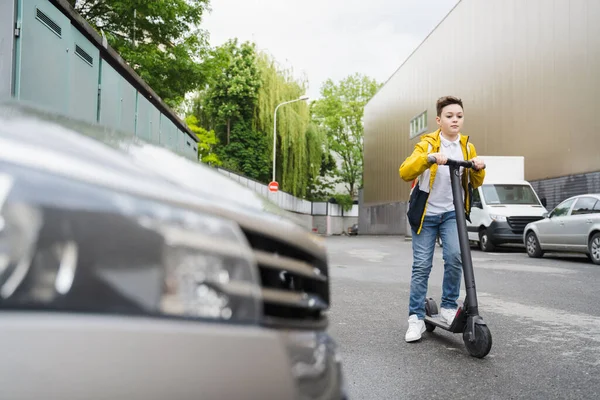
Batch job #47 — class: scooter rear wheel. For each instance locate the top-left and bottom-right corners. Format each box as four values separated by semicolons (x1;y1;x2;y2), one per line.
463;324;492;358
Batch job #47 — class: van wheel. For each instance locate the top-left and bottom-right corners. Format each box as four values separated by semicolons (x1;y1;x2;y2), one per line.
479;229;496;252
526;231;544;258
589;233;600;265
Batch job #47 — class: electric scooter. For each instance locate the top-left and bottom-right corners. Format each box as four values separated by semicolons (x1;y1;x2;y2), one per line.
423;156;492;359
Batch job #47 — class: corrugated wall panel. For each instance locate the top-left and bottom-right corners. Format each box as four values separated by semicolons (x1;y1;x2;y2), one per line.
158;113;168;146
168;124;178;151
17;1;70;114
191;142;198;161
363;0;600;206
135;93;151;141
68;26;99;124
0;1;16;99
149;105;160;144
179;130;195;160
178;129;186;154
98;60;121;131
119;80;136;134
166;120;175;150
159;114;177;151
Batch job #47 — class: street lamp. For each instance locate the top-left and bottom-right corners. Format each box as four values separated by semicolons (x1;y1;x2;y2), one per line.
272;95;310;183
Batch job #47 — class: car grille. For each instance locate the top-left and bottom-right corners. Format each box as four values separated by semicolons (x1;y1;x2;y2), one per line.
506;216;543;233
242;229;329;330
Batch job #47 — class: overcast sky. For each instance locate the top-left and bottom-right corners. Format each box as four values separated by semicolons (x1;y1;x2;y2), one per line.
201;0;459;100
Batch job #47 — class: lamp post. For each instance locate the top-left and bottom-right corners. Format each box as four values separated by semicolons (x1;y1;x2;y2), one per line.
272;95;309;184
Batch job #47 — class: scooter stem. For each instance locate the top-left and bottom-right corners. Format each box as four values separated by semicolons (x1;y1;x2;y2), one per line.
449;164;479;316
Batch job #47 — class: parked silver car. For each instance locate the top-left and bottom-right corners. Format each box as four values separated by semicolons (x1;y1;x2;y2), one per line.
523;194;600;264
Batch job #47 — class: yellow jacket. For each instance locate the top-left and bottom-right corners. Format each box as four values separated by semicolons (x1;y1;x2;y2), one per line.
400;129;485;234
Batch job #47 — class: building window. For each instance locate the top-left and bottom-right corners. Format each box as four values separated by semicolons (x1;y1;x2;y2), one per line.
409;110;428;139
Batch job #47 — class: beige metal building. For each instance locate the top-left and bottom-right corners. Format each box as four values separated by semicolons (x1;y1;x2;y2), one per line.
360;0;600;235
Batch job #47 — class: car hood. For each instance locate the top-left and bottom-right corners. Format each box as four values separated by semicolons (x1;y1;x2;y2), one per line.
486;204;548;216
0;102;310;231
123;143;310;228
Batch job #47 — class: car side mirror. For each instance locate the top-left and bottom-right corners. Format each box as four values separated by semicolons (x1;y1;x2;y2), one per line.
542;212;549;219
473;201;483;209
541;197;547;207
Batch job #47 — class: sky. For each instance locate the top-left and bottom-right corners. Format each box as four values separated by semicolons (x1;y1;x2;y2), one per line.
201;0;460;100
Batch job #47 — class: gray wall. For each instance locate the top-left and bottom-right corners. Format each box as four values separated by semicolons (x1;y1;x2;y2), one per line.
0;0;16;100
363;0;600;207
312;215;358;236
290;213;313;231
329;217;359;235
359;202;407;235
313;216;328;235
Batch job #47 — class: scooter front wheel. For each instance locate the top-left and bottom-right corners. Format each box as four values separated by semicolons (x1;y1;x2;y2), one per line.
463;324;492;358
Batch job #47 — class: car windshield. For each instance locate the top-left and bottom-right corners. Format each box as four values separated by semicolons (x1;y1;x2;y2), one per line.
481;184;541;205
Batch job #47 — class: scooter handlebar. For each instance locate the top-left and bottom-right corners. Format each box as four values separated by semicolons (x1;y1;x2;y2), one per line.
427;155;484;169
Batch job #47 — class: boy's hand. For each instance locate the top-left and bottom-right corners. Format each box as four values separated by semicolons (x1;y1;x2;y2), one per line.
428;152;448;165
471;156;485;170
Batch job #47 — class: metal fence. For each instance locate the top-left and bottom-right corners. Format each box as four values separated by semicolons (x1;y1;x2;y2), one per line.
2;0;198;162
216;168;313;214
216;168;359;216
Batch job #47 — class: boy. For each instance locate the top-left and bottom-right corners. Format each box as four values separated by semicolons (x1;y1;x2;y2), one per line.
399;96;485;342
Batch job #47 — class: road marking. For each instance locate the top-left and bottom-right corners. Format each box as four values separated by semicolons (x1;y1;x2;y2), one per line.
476;291;600;345
347;249;389;263
474;262;576;275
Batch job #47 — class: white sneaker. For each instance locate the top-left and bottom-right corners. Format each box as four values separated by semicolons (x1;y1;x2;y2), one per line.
441;308;457;326
405;314;426;342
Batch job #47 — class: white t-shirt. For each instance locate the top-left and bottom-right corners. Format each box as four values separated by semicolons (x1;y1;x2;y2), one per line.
426;134;465;215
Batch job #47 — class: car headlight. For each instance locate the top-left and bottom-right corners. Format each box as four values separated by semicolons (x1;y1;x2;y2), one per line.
489;214;507;222
0;164;262;324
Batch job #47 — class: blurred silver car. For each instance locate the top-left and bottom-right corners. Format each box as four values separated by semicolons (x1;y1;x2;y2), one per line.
523;194;600;264
0;102;347;400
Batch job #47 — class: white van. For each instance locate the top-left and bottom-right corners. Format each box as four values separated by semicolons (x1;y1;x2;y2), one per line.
467;156;548;251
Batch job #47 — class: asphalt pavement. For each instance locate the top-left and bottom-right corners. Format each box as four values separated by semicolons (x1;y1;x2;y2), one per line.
326;235;600;400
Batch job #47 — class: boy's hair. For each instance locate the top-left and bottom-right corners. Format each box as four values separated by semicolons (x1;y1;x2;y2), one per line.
436;96;463;116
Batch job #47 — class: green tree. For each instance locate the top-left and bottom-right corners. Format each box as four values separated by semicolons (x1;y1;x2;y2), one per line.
311;73;381;197
69;0;210;107
185;115;221;166
204;39;261;145
217;120;270;181
186;44;327;198
306;124;338;201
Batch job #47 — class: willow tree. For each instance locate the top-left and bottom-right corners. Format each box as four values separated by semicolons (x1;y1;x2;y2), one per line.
254;52;323;197
188;44;325;197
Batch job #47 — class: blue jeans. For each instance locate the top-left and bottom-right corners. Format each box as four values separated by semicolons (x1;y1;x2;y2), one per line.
409;210;462;319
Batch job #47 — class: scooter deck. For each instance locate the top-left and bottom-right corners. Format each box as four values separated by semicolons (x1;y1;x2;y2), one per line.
424;314;466;334
424;314;451;330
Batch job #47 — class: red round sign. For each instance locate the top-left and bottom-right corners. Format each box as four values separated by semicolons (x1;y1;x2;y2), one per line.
268;181;279;192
